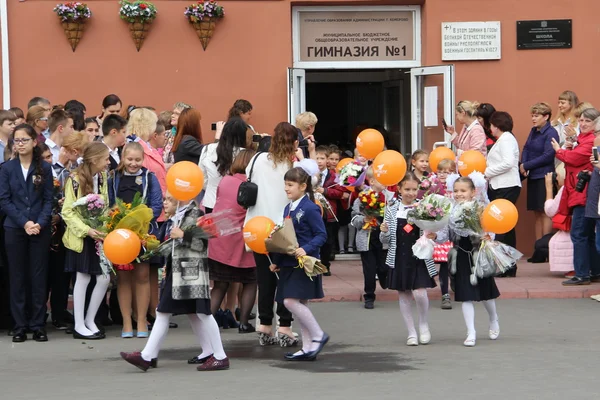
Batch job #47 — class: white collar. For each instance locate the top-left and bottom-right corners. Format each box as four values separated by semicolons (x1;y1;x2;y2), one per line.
290;194;306;211
102;140;117;153
124;170;143;176
466;119;480;131
46;137;59;149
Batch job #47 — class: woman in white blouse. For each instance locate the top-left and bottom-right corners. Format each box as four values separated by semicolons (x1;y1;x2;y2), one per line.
484;111;521;276
199;117;247;213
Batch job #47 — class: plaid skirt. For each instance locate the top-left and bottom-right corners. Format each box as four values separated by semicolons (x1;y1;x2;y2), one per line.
208;258;257;284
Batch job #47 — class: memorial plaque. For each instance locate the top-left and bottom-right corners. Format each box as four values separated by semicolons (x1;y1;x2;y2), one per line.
517;19;572;50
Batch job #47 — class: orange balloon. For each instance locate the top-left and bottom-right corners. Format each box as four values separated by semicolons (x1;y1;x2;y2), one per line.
103;229;142;265
346;186;355;193
336;158;353;174
356;129;385;159
372;150;407;186
166;161;204;201
243;216;275;254
315;201;323;217
481;199;519;234
429;147;456;172
458;150;487;176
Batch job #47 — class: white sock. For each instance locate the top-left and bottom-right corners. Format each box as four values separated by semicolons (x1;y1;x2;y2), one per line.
483;300;499;331
413;289;430;334
283;298;324;352
398;292;417;339
141;312;170;361
188;314;213;359
84;274;109;333
462;301;476;340
196;314;227;360
73;273;93;336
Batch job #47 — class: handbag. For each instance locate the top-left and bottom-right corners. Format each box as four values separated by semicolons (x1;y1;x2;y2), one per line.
237;152;263;209
433;241;453;263
552;213;572;231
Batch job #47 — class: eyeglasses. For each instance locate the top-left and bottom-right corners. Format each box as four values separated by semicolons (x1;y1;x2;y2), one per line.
39;117;48;121
13;138;32;144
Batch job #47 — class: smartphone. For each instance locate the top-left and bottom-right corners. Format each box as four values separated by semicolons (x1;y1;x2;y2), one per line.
211;123;217;131
252;134;262;143
442;118;448;131
593;147;599;162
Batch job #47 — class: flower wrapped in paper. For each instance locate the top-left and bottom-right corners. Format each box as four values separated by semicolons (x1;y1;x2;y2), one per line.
475;240;523;278
417;174;445;199
408;194;452;259
358;188;386;230
314;192;338;222
296;256;328;279
336;161;366;188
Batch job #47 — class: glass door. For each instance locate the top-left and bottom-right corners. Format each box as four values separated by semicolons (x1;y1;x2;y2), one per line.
287;68;306;123
410;65;455;152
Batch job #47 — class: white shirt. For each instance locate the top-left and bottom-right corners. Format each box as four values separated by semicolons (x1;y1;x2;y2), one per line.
102;140;120;164
289;194;307;212
45;137;61;165
199;143;242;208
319;169;327;187
395;202;413;218
484;132;521;190
21;165;29;180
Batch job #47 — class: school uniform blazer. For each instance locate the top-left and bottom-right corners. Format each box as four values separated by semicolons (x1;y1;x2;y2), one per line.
0;158;54;230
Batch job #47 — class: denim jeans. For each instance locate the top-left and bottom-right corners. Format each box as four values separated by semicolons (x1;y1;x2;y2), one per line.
596;219;600;255
570;206;600;278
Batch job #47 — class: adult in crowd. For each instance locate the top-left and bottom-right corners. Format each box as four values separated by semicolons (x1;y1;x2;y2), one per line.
587;118;600;254
484;111;521;277
172;108;204;164
0;124;53;342
552;108;600;285
521;103;560;250
27;96;51;112
65;100;86;131
294;112;317;160
476;103;497;152
96;94;122;130
228;99;255;131
447;100;487;156
0;110;17;163
163;102;192;166
244;122;298;346
26;106;51;144
552;90;579;145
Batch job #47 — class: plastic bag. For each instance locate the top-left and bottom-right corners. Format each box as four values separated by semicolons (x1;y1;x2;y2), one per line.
474;240;523;278
412;235;436;259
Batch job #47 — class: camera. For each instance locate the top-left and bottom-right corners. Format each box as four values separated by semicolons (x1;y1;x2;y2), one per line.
575;171;591;192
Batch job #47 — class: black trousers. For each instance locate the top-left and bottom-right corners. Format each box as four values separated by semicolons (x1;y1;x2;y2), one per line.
359;244;387;302
320;221;337;268
47;243;71;323
439;262;449;296
488;185;521;248
254;252;293;327
5;227;51;331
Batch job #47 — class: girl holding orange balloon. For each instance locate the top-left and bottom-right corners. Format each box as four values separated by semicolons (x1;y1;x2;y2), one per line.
62;142;111;340
108;142;163;338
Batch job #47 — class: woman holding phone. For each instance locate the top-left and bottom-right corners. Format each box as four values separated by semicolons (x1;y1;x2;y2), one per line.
445;100;487;156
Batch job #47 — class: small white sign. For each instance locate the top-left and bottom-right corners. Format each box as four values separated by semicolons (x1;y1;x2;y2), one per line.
441;21;501;61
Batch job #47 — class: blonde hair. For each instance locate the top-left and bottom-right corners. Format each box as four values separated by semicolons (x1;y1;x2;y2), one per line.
62;131;90;153
75;142;109;195
437;158;456;172
26;105;47;125
553;90;579;125
555;163;566;182
126;108;158;141
530;102;552;117
117;142;145;173
456;101;480;118
574;102;594;119
295;112;318;132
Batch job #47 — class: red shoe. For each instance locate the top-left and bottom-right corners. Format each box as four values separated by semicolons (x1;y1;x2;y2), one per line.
120;351;152;372
196;356;230;371
564;271;575;278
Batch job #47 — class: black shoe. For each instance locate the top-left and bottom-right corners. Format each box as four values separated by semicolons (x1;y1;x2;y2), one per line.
65;325;74;334
235;308;241;322
562;276;591;286
378;269;389;289
284;350;316;361
12;330;27;343
96;325;106;335
33;329;48;342
238;323;256;334
249;312;256;320
311;332;330;357
507;266;517;277
63;312;75;324
323;271;332;277
215;309;224;328
52;320;69;330
591;275;600;283
73;330;106;340
364;300;374;309
187;354;213;364
223;309;239;329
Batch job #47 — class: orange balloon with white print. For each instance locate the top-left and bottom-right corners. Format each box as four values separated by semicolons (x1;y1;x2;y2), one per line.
336;158;353;174
243;216;276;254
103;229;142;265
481;199;519;234
371;150;407;186
429;146;456;172
458;150;486;177
356;129;385;159
166;161;204;201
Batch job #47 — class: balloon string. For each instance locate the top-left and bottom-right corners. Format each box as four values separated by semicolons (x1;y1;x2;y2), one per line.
267;254;279;279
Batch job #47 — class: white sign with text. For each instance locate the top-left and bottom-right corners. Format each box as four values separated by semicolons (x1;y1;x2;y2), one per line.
441;21;501;61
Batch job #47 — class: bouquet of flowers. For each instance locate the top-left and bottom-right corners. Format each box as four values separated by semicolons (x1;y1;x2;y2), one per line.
475;240;523;278
184;0;224;22
265;218;328;279
336;161;366;188
314;192;338;221
119;0;157;23
408;194;453;259
53;2;92;21
417;173;445;199
72;193;107;229
448;200;484;238
358;189;386;229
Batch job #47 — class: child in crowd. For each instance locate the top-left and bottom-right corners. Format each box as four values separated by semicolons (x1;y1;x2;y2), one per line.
62;142;111;340
326;145;340;170
315;145;346;275
438;177;500;347
351;167;394;309
270;165;329;361
380;172;436;346
121;191;229;371
108;142;163;338
411;149;430;182
8;107;25;126
338;148;365;254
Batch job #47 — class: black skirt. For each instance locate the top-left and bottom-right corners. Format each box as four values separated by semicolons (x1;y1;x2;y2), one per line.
527;178;546;211
157;269;211;315
64;237;103;275
275;265;324;302
208;258;257;284
453;237;500;302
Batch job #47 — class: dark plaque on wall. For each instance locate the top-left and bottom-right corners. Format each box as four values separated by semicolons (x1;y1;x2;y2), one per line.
517;19;572;50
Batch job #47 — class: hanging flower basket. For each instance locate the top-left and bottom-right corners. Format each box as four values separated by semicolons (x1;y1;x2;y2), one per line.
53;2;92;52
119;0;158;51
184;1;224;50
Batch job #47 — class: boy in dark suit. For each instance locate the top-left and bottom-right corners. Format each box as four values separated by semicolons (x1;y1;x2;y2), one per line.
101;114;127;171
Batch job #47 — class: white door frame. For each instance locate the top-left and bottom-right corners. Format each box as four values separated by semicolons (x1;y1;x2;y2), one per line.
287;68;306;123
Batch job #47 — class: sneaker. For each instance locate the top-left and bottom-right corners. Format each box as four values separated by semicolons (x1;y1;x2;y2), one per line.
364;300;374;309
562;276;591;286
564;271;575;278
441;294;452;310
52;320;69;330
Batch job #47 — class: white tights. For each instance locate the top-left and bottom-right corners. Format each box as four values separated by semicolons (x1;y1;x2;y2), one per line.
283;298;324;354
462;300;499;340
398;289;430;339
141;312;227;362
73;272;109;336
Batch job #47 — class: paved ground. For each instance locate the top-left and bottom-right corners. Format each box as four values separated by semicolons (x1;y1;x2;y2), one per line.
323;259;600;301
1;299;598;399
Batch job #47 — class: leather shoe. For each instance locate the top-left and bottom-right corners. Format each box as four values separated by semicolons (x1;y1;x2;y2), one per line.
65;325;74;334
33;329;48;342
196;356;230;371
187;354;213;364
52;320;69;330
12;330;27;343
73;330;105;340
311;332;330;357
284;350;316;361
238;323;256;334
120;351;152;372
